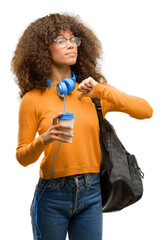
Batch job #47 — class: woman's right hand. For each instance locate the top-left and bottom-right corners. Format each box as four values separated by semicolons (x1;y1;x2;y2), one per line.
41;112;74;145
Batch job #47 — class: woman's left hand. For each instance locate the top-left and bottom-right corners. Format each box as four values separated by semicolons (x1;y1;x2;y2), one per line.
77;77;97;99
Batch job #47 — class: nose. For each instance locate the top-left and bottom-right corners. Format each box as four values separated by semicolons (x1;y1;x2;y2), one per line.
66;39;74;49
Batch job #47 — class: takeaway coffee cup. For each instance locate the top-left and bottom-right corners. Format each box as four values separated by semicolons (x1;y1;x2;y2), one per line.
58;112;75;143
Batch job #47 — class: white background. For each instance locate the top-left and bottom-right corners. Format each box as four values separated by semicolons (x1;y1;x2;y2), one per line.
1;0;166;239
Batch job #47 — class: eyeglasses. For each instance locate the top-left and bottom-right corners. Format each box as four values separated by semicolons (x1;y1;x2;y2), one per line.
53;37;81;48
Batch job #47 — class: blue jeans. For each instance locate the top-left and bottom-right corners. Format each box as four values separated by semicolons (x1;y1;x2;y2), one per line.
30;173;103;240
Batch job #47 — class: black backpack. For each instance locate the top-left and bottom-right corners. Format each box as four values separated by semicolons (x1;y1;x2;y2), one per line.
92;97;144;212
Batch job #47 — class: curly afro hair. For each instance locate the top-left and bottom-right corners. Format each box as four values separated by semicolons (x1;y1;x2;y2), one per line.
11;13;107;98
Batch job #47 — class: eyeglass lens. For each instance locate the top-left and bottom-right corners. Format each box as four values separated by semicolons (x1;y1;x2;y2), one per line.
55;37;81;48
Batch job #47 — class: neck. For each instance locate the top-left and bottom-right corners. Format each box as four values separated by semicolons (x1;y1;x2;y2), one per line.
49;65;72;84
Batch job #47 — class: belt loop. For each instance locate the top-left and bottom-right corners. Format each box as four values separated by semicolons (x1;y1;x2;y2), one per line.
84;174;89;186
60;177;65;187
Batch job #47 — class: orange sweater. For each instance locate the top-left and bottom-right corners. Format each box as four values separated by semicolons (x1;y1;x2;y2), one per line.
16;82;153;179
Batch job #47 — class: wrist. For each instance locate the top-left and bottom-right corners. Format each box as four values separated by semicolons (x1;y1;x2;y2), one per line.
40;133;47;145
91;82;101;98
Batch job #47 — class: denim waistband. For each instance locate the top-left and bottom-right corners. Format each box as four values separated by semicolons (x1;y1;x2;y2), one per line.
65;174;87;180
38;173;99;186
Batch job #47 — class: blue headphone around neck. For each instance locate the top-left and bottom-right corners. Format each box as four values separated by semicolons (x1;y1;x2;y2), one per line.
47;71;77;97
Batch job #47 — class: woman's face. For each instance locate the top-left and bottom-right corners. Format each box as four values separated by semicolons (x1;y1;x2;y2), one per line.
49;30;78;67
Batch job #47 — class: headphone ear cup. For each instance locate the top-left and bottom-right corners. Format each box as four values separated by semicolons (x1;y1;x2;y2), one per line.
63;78;75;93
57;82;68;96
56;73;76;97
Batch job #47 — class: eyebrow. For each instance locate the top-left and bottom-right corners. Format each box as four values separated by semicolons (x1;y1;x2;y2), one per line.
57;32;74;38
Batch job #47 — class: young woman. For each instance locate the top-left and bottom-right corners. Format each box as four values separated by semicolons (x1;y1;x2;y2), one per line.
11;13;153;240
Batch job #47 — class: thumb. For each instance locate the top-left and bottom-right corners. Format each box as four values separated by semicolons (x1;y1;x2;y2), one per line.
78;92;88;99
78;91;92;99
52;112;63;125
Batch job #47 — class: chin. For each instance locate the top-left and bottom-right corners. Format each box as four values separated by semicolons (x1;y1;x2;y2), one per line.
68;59;77;65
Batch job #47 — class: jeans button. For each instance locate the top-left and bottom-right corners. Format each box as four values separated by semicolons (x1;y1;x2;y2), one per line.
75;177;78;185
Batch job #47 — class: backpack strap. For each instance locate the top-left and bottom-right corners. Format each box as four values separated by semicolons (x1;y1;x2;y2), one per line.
91;98;108;150
91;98;112;170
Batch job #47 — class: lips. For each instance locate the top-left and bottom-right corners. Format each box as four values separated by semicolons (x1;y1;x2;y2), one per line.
66;52;76;56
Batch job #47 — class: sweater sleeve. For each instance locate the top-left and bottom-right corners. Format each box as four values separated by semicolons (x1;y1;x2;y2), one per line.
16;93;46;167
91;82;153;119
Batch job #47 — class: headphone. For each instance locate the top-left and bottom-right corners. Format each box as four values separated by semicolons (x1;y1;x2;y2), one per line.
47;71;77;97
